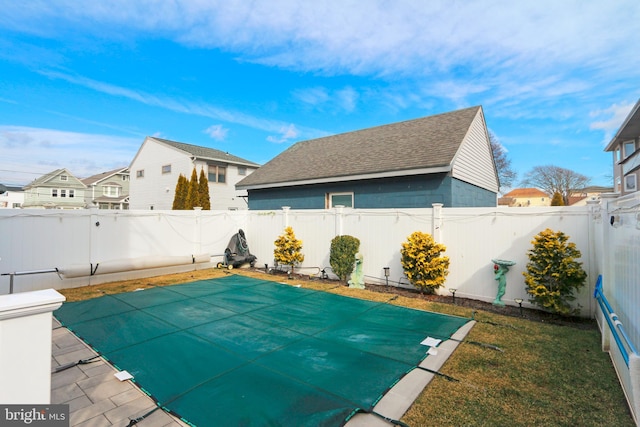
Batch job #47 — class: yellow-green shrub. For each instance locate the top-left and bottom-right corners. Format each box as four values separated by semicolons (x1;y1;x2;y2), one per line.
274;226;304;274
400;231;449;294
523;228;587;315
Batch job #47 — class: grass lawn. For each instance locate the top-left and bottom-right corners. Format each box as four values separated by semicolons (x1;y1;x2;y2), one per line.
59;268;635;427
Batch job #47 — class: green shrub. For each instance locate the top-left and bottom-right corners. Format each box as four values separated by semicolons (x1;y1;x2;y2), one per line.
329;235;360;283
523;228;587;315
400;231;449;294
273;226;304;274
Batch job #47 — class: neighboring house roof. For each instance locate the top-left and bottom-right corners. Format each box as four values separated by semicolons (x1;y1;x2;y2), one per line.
82;167;128;186
571;186;614;194
237;106;487;190
147;137;260;167
567;196;587;206
605;99;640;152
23;168;86;190
502;188;549;198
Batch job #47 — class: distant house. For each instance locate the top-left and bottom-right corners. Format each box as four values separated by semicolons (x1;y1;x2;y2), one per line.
129;137;260;210
22;169;87;209
500;188;550;207
605;99;639;195
82;167;130;209
237;106;499;209
0;185;24;209
567;186;614;206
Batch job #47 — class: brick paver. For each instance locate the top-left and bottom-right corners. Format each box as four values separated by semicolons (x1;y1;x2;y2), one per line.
51;318;187;427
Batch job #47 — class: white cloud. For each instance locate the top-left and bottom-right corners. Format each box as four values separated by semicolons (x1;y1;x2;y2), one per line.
7;1;638;79
267;124;299;144
589;101;635;145
204;124;228;141
0;126;137;185
39;69;327;139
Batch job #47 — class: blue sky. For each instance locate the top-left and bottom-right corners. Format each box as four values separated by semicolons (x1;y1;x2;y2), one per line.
1;1;639;190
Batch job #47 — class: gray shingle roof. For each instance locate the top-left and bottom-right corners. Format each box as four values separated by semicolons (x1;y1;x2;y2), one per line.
152;137;260;167
237;106;481;189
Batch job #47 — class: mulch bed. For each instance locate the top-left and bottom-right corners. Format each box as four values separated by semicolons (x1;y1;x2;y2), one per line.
260;268;596;330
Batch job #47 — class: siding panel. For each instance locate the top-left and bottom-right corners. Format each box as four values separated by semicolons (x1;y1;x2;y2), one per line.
452;110;499;192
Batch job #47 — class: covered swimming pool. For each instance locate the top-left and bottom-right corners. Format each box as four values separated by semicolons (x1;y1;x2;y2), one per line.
55;275;472;426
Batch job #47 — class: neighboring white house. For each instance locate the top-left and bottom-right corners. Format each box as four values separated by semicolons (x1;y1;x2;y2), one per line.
129;137;260;210
0;185;24;209
82;167;130;209
22;169;87;209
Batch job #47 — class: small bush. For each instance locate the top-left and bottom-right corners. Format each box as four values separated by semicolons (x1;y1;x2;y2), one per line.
523;228;587;315
401;231;449;294
329;235;360;283
273;226;304;274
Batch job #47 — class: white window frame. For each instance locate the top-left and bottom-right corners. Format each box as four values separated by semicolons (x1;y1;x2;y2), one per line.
136;170;144;178
51;189;58;197
328;192;354;208
238;166;247;176
208;164;227;183
162;164;172;174
60;189;67;198
60;175;68;181
69;189;75;198
624;174;637;192
103;186;120;197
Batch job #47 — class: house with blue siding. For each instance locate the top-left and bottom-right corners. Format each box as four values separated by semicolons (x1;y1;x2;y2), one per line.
237;106;499;209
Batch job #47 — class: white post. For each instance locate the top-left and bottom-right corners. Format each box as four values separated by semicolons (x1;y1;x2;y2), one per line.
432;203;443;241
282;206;290;228
335;205;344;236
194;207;203;256
0;289;65;403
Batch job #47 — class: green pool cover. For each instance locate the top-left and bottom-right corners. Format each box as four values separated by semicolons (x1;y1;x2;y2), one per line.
55;275;469;426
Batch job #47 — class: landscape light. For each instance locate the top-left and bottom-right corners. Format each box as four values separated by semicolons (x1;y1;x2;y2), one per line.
449;288;457;304
383;267;390;288
514;298;524;316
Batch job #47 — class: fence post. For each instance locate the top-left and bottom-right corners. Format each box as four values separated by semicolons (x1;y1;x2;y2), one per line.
335;205;344;236
432;203;443;241
282;206;290;228
193;207;203;255
0;289;65;403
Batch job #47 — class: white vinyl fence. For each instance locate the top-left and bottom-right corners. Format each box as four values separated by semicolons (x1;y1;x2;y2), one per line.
1;200;639;421
1;204;598;315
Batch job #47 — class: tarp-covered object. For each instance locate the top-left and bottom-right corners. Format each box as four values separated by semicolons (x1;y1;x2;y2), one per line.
223;229;257;268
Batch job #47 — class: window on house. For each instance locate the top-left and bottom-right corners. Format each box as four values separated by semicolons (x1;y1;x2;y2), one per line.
615;148;621;163
136;170;144;178
60;175;68;181
12;203;21;208
69;190;75;198
624;174;637;192
208;165;227;183
103;186;120;197
327;192;354;208
51;189;58;197
624;140;636;158
61;189;67;198
238;166;247;176
162;164;172;174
